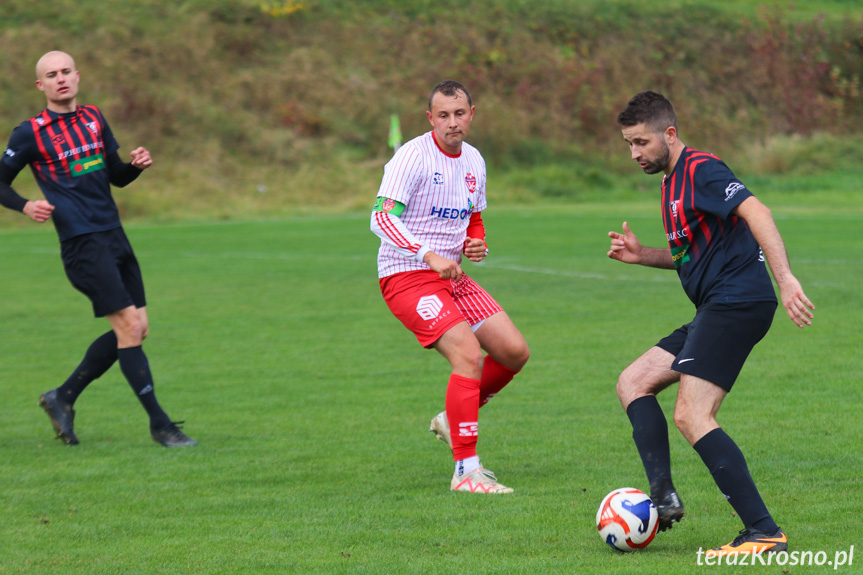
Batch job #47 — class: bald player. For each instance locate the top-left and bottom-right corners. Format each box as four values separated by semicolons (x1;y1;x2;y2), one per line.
0;51;196;447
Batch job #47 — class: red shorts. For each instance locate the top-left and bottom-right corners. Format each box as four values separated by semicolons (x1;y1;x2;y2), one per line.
380;270;503;347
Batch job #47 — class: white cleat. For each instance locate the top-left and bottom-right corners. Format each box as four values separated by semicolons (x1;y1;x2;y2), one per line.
429;411;452;452
451;466;514;494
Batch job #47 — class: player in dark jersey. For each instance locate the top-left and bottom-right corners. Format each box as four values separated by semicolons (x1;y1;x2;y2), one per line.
0;51;195;447
607;91;814;556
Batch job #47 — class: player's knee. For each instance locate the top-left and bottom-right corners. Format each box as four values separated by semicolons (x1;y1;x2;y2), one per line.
117;320;145;347
672;408;696;439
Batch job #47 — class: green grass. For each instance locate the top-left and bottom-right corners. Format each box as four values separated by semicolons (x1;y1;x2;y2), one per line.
0;201;860;574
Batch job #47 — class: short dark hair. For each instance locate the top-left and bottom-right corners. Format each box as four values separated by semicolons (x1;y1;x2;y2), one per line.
617;91;678;134
428;80;472;111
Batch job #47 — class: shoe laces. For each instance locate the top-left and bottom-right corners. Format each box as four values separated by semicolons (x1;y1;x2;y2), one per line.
160;421;188;435
731;529;753;546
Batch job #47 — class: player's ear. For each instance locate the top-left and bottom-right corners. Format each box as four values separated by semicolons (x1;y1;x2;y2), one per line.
663;126;677;146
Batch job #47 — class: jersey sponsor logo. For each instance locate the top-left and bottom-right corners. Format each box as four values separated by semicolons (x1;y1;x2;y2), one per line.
433;172;444;185
671;244;690;269
464;172;477;193
429;200;473;220
416;295;443;320
70;154;106;177
667;229;688;241
724;182;745;201
58;141;104;161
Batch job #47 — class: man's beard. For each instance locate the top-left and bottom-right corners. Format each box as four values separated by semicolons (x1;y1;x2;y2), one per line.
642;144;670;174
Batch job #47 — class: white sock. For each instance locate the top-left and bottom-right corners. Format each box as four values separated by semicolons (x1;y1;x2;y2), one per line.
455;455;480;477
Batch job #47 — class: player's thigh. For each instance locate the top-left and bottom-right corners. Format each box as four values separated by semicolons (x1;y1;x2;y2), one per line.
617;346;680;408
380;270;465;348
61;231;136;318
474;311;529;370
671;301;775;392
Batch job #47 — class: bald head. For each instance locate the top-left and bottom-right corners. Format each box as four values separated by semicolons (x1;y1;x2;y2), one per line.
36;51;75;80
35;51;80;113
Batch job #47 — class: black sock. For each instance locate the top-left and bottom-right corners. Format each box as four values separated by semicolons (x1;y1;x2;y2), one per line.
694;428;779;534
626;395;675;497
117;346;170;429
56;331;119;405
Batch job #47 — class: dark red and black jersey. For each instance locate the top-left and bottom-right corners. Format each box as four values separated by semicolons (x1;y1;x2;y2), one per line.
660;147;776;308
2;105;121;241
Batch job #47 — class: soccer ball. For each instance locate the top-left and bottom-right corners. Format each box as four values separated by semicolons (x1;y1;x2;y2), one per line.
596;487;659;552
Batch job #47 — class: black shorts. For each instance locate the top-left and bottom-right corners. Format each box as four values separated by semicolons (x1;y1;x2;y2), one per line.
656;301;777;392
60;227;146;318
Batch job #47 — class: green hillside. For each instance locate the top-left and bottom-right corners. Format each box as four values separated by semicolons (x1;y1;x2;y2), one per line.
1;0;860;222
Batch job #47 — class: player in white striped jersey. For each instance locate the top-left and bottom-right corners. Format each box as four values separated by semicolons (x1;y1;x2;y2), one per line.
371;80;529;494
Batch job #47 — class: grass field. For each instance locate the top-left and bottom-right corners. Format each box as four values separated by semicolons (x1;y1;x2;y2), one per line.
0;200;860;574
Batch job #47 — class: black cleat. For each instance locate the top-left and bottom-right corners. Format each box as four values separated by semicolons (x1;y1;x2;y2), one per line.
151;421;198;447
38;389;79;445
652;489;685;532
707;527;788;557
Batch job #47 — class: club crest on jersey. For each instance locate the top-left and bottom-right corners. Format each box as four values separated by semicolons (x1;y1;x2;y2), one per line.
464;173;477;193
669;199;681;220
433;172;444;185
51;134;66;146
382;198;396;212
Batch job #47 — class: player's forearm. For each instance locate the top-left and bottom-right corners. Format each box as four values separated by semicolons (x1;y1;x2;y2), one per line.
370;209;429;262
639;247;675;269
106;149;142;187
0;163;28;212
739;199;794;284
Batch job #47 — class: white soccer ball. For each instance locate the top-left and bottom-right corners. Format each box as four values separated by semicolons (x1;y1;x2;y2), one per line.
596;487;659;552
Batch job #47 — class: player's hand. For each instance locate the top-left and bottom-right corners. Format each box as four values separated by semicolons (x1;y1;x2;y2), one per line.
424;251;464;282
778;276;815;328
129;147;153;170
463;237;488;263
23;200;54;223
608;221;643;264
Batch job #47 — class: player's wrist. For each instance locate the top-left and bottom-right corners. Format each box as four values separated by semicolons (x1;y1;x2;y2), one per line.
417;246;431;263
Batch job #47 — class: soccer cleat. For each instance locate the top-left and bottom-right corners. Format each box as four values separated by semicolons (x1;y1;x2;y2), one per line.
151;421;198;447
706;528;788;557
429;411;452;452
651;489;685;532
38;389;79;445
451;466;514;494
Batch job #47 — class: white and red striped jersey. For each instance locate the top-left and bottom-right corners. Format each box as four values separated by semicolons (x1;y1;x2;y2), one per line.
371;131;487;278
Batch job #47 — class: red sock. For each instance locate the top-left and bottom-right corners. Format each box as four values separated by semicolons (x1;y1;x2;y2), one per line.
445;373;480;461
479;356;519;407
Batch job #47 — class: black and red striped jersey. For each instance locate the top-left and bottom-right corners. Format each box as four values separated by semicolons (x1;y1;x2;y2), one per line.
2;105;121;241
660;147;776;308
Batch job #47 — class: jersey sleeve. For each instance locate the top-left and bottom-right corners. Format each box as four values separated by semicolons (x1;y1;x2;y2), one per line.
370;209;429;262
693;159;752;220
91;107;121;156
376;145;425;205
2;123;37;173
